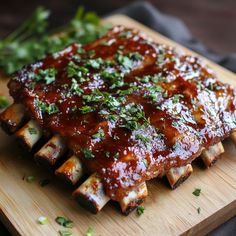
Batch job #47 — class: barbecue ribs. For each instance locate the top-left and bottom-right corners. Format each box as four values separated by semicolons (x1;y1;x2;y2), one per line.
1;26;236;214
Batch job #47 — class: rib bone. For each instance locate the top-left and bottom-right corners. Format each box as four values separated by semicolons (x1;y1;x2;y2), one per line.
166;164;193;189
72;172;110;214
73;172;148;214
15;120;42;150
55;155;83;184
119;182;148;215
0;104;26;134
201;142;224;167
0;104;228;215
34;134;66;166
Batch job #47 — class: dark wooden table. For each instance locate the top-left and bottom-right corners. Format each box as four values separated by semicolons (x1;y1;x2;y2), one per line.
0;0;235;235
0;0;235;53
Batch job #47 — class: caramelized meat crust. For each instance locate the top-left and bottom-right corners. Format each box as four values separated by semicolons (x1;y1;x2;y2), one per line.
8;26;236;201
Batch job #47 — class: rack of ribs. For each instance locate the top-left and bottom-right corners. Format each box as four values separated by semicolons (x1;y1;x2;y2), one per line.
1;25;236;215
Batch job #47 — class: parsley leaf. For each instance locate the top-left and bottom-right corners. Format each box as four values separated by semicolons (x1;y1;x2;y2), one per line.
38;216;48;225
25;175;35;183
28;127;37;135
136;134;151;147
0;96;9;109
92;128;105;140
29;68;57;84
39;179;50;187
0;6;109;75
35;100;59;115
59;230;72;236
86;226;93;236
86;58;104;69
197;207;201;214
82;148;95;159
192;188;201;197
136;206;145;215
55;216;73;228
69;78;84;96
80;105;94;114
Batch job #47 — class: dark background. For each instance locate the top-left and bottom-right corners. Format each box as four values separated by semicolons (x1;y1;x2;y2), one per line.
0;0;236;54
0;0;235;235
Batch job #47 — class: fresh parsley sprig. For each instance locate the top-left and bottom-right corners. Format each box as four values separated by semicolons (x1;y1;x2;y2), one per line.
0;6;109;75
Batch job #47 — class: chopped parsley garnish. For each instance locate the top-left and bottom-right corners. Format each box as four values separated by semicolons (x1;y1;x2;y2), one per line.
208;83;214;90
88;50;95;57
82;148;95;159
172;94;184;103
128;52;143;60
0;96;9;109
172;121;178;128
35;100;59;115
70;78;84;96
191;97;197;104
197;207;201;214
55;216;73;228
86;226;93;236
119;104;150;131
77;47;85;54
39;179;50;187
142;158;148;168
92;128;105;140
156;54;165;64
103;96;121;109
116;53;133;71
192;188;201;197
113;152;119;159
101;71;124;89
145;84;163;101
113;135;120;140
83;90;106;103
66;61;88;78
136;134;151;147
59;230;72;236
100;40;114;46
170;56;176;62
86;58;104;69
119;31;132;38
136;75;151;83
25;175;35;183
105;152;110;158
28;127;37;135
108;114;119;122
80;105;94;114
29;68;57;85
38;216;48;225
136;74;167;84
136;206;145;215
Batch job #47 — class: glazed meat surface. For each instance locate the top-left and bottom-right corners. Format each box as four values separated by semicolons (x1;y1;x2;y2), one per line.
8;26;236;201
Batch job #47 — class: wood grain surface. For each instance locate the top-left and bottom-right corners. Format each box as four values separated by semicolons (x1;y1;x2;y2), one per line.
0;15;235;236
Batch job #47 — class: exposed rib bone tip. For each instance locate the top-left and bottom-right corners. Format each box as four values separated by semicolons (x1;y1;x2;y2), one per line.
55;155;83;184
166;164;193;189
119;182;148;215
0;103;26;134
15;120;42;150
201;142;224;168
34;134;66;166
72;173;110;214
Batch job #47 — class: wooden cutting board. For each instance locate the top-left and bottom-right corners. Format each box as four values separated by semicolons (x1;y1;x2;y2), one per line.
0;15;235;236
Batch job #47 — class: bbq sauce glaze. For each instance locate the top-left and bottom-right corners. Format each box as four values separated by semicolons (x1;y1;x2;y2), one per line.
8;26;236;201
